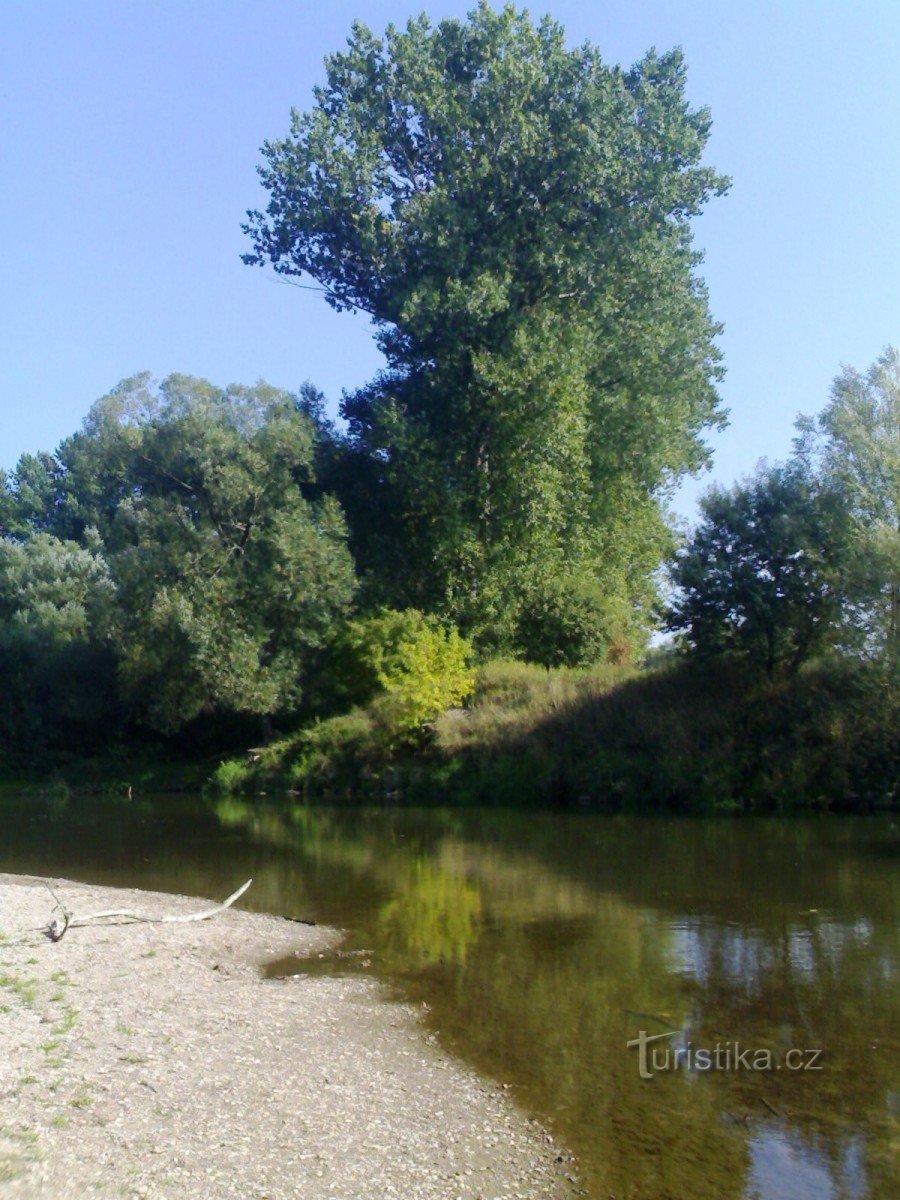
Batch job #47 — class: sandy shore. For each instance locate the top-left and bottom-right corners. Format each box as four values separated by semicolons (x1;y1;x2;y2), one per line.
0;875;570;1200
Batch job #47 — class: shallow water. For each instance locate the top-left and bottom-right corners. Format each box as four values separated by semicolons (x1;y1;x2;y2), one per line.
1;795;896;1200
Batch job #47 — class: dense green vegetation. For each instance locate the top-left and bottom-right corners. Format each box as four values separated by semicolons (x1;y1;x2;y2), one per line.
244;2;728;661
210;655;896;812
0;5;895;809
670;348;899;678
0;375;356;751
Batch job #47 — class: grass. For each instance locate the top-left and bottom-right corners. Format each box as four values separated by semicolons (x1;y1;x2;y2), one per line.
0;1160;24;1184
0;1126;41;1184
5;1129;38;1145
0;974;39;1006
56;1007;78;1036
207;654;896;812
0;960;79;1083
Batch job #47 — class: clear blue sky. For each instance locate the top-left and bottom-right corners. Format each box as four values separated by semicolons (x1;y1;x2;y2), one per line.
1;0;897;521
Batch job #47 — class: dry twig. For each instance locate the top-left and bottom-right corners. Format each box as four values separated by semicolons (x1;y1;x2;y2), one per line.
27;880;253;943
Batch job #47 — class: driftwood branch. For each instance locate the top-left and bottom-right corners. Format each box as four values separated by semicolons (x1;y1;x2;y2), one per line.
42;879;253;942
45;884;71;942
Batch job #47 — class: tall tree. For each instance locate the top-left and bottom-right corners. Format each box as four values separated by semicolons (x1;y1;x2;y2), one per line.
3;375;358;734
244;2;728;662
795;347;899;669
0;532;119;751
667;464;850;677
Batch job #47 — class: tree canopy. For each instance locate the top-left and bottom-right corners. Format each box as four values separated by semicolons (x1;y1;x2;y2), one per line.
670;348;899;680
244;2;728;662
1;375;357;740
667;463;850;676
795;346;899;669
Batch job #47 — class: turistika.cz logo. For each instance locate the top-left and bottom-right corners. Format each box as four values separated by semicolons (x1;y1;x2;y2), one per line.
626;1030;824;1080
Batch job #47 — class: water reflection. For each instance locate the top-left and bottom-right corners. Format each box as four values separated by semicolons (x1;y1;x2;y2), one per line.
378;858;482;966
0;797;896;1200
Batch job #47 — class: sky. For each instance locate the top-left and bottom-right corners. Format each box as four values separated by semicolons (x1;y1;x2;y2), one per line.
1;0;898;522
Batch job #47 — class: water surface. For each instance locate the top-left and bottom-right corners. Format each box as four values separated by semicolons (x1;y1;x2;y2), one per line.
1;795;896;1200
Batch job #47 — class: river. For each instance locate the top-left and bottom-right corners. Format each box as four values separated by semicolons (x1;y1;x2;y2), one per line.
1;794;896;1199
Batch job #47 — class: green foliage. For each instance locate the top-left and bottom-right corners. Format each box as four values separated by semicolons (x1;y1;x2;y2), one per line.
328;609;475;735
795;346;899;669
0;533;114;641
291;709;383;786
207;613;473;796
1;373;358;742
210;654;894;811
244;3;727;659
667;463;850;676
453;656;895;811
671;349;899;685
450;655;626;719
71;374;358;732
210;759;253;795
0;535;119;754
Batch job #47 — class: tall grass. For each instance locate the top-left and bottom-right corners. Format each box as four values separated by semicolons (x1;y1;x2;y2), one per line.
208;655;896;812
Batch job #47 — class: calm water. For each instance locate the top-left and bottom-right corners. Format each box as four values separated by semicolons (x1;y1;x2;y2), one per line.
1;795;896;1200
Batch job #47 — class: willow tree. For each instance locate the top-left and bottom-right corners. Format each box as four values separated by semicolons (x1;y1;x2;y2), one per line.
3;374;358;734
244;2;728;662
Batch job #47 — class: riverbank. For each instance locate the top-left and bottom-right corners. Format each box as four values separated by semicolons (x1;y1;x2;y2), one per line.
213;656;898;812
0;875;570;1200
3;656;894;814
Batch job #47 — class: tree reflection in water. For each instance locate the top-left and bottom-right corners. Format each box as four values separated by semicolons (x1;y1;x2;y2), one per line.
1;796;895;1200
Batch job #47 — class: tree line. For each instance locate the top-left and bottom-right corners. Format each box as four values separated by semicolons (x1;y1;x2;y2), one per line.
0;4;895;766
669;348;898;681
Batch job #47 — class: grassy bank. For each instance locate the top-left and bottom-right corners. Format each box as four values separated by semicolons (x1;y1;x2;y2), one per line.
210;656;898;812
0;749;215;799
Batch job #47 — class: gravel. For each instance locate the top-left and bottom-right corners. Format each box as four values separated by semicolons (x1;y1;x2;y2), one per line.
0;874;570;1200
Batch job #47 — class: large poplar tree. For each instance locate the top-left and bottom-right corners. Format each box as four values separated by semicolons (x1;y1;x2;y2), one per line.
244;2;728;661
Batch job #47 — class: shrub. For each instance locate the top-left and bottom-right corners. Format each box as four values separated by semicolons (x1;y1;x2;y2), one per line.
211;759;251;794
327;609;475;737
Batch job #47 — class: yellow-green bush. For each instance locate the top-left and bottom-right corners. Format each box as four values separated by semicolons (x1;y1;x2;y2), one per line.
210;758;252;793
329;609;475;737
